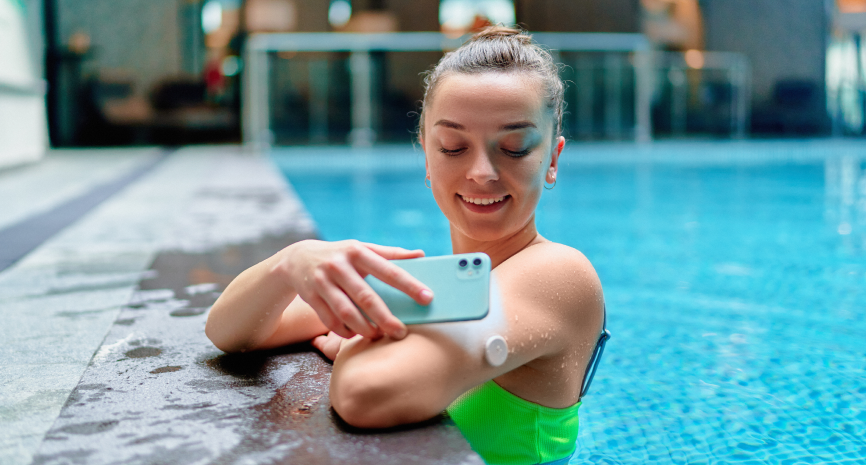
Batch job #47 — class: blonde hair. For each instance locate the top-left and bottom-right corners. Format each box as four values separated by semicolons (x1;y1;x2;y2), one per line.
419;26;565;139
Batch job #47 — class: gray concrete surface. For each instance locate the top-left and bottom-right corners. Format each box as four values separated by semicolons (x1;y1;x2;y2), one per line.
31;234;479;465
0;146;331;464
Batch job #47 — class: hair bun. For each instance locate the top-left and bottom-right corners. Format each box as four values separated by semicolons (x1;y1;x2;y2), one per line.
470;25;532;45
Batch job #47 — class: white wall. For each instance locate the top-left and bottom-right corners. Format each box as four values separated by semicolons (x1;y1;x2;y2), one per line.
0;0;47;169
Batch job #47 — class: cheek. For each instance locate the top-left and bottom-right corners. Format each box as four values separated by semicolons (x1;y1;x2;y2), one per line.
515;157;548;189
427;161;456;204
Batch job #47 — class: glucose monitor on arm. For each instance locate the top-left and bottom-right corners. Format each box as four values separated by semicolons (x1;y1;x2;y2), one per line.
485;335;508;366
426;274;510;367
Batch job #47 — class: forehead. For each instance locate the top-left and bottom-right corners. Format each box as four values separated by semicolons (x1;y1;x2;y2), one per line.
426;72;548;129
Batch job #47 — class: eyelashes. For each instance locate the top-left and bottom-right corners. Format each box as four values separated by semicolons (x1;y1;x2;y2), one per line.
503;148;531;157
438;147;532;157
439;147;465;155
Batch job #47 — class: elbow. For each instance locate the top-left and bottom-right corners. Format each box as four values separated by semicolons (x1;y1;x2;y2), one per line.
204;324;232;353
330;370;438;429
205;318;248;354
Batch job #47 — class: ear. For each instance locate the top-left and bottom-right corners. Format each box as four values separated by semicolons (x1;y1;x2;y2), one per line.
546;136;564;184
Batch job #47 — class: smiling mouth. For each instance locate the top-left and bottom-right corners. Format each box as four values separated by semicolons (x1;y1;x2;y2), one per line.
460;195;508;206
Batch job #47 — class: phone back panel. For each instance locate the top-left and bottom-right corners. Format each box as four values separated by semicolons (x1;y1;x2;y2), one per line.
364;253;490;325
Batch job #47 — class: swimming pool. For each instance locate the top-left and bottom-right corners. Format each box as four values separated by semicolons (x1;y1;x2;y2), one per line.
272;141;866;464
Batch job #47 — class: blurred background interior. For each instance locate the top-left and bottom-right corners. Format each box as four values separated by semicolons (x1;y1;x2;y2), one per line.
3;4;866;464
2;0;866;166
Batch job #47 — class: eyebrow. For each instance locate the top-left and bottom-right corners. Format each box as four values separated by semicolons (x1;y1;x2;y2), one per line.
433;119;465;130
500;121;537;131
432;120;537;131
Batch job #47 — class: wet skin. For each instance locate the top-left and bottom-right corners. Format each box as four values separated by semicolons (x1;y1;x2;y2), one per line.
206;71;605;428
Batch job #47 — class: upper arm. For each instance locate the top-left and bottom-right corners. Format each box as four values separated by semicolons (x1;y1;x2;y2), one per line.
329;243;604;428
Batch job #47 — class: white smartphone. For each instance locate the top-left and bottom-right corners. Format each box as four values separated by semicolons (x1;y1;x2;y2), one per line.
363;253;491;325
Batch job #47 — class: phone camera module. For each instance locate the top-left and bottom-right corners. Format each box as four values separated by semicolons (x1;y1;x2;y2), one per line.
473;258;482;267
458;259;468;268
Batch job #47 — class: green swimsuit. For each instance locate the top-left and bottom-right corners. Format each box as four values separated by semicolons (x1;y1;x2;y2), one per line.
447;307;610;465
446;380;581;465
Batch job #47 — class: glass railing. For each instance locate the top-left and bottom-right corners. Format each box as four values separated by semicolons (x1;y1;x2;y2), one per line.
243;32;750;148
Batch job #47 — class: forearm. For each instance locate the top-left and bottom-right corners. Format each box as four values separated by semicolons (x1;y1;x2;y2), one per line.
205;251;298;352
329;332;469;428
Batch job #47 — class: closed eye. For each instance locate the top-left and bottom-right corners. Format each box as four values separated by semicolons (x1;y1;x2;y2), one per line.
503;148;531;157
439;147;466;155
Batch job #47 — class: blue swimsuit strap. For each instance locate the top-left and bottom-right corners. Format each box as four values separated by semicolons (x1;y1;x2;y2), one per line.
579;305;611;399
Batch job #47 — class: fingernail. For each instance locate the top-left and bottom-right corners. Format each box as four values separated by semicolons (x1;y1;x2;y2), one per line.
420;289;433;302
394;326;408;339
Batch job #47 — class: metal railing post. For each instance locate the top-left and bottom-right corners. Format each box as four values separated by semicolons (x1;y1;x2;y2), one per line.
669;66;687;136
604;53;623;139
309;58;330;144
243;41;272;151
349;51;375;147
733;58;751;139
575;54;595;139
633;49;653;143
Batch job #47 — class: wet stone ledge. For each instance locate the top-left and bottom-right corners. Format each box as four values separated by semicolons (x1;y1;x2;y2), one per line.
33;232;480;465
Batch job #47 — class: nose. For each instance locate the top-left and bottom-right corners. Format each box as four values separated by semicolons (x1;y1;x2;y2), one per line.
466;149;498;184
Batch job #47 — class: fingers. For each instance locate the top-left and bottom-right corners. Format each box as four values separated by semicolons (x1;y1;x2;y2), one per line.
311;333;328;352
332;266;406;339
362;242;425;260
312;332;344;361
290;240;427;342
353;245;434;307
313;260;390;339
304;293;357;339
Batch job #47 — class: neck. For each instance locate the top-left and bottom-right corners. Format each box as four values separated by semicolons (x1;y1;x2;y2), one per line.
450;216;544;268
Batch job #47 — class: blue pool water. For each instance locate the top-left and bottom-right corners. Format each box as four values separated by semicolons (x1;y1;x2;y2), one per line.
273;141;866;464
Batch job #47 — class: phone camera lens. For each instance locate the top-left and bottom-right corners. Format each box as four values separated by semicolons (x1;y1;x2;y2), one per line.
473;258;482;266
459;259;468;268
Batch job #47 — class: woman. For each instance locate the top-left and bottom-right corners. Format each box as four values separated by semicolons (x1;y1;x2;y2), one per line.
206;26;606;465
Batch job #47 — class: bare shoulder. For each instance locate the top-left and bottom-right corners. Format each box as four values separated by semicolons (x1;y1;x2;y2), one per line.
495;241;604;328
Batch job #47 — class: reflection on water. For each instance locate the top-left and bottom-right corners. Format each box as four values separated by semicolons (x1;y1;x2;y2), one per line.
275;144;866;463
825;154;866;249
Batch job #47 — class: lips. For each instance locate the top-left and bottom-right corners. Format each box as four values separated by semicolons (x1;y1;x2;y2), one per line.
459;194;510;213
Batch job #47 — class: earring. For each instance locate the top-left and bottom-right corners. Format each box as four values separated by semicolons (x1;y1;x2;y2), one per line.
425;177;432;189
544;178;556;190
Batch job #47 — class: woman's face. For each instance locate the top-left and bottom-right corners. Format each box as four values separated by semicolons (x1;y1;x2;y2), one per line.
421;72;564;244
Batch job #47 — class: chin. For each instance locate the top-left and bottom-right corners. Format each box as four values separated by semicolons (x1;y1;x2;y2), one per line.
455;220;517;243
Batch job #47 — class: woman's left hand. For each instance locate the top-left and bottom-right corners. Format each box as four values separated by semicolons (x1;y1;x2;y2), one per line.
312;331;346;361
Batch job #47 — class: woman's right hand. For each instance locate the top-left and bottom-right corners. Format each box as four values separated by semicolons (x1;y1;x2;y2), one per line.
276;240;433;340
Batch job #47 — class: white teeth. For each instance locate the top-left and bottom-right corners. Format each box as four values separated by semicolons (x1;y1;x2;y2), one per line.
462;195;505;205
